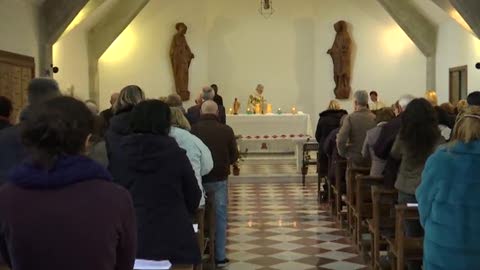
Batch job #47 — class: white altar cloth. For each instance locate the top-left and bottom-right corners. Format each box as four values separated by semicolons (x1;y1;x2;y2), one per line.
226;113;313;137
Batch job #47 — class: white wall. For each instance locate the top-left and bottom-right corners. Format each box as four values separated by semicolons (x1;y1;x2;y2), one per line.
205;0;426;116
0;0;40;75
94;0;426;116
53;26;90;100
98;0;210;110
435;20;480;103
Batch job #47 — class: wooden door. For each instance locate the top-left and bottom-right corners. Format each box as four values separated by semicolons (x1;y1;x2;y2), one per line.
449;65;468;104
0;50;35;123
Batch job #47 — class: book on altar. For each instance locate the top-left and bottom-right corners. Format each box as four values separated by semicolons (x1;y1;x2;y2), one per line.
134;259;172;269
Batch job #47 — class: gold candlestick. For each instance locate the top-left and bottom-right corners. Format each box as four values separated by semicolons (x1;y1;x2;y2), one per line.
255;104;261;114
266;104;272;114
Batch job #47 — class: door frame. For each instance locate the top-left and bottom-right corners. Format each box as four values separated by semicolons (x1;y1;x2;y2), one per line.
449;65;468;103
0;50;35;74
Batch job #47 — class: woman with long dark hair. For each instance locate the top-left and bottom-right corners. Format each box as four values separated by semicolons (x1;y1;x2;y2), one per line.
390;98;444;270
0;96;136;270
392;98;444;199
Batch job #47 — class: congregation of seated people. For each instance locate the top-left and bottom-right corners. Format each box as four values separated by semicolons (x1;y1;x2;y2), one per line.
1;78;480;270
316;89;480;270
0;78;237;270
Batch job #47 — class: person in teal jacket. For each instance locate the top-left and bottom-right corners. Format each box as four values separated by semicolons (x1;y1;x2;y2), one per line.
417;106;480;270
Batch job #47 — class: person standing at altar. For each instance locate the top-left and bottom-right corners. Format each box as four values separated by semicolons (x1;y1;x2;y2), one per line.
369;91;386;111
337;90;376;166
211;84;224;106
248;84;266;113
191;101;238;268
187;87;226;125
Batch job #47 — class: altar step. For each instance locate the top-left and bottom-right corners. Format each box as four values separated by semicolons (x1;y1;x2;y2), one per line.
230;162;319;183
230;174;318;184
241;153;296;165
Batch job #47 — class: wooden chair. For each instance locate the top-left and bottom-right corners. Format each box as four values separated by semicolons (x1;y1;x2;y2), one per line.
345;161;369;245
367;186;397;270
387;205;423;270
352;175;384;254
193;208;205;270
331;159;347;226
301;142;319;186
204;191;216;269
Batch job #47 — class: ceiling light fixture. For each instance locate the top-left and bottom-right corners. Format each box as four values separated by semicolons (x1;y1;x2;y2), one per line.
259;0;274;19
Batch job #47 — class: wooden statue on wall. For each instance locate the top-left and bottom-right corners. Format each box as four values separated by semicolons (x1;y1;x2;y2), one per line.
327;20;352;99
170;22;195;101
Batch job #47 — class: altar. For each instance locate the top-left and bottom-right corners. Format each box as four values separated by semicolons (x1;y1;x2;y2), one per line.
227;113;313;139
227;113;315;172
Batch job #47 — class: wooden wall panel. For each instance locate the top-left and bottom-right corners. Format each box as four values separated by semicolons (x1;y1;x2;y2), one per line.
0;50;34;123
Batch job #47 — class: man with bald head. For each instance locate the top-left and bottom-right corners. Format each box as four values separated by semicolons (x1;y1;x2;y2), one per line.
187;86;226;125
191;100;238;268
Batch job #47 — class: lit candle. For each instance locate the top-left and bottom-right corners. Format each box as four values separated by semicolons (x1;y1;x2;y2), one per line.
255;104;261;114
247;108;251;114
266;103;272;114
228;108;233;114
277;108;282;114
291;106;297;114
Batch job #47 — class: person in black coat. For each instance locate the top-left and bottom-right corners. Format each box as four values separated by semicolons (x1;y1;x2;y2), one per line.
105;85;145;188
99;92;120;129
110;99;201;265
373;95;414;187
0;78;61;184
211;84;224;106
315;100;347;179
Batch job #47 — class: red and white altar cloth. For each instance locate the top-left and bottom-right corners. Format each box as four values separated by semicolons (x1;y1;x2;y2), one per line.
227;113;315;172
226;113;314;138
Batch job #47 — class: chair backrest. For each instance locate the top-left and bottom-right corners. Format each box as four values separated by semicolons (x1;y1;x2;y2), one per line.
334;159;347;193
394;205;423;256
355;175;384;218
371;186;397;233
346;160;370;208
303;142;319;151
205;191;216;235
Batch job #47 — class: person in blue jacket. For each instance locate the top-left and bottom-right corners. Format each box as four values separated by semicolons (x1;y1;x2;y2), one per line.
417;106;480;270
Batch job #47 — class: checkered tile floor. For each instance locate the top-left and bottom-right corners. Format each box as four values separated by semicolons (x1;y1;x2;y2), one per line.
225;183;367;270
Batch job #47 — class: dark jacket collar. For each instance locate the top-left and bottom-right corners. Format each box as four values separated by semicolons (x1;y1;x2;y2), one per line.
199;114;219;122
319;109;348;117
9;155;112;189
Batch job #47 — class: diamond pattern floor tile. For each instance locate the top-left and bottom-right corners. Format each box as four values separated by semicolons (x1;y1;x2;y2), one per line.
221;183;367;270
